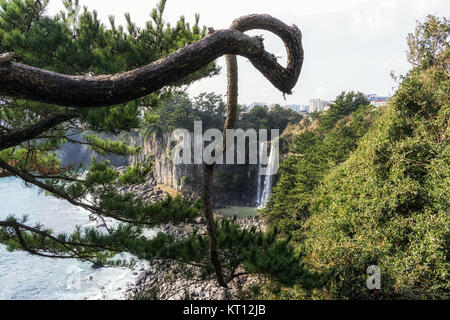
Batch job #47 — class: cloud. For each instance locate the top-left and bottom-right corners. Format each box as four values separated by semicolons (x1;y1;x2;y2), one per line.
349;0;398;37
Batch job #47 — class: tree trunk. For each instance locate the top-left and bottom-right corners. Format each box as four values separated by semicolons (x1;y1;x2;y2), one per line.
201;14;304;287
202;164;227;287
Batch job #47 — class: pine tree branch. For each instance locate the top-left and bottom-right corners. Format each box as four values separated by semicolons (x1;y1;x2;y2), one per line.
0;219;112;263
0;158;144;225
0;219;119;252
0;111;78;151
0;14;305;291
0;15;302;109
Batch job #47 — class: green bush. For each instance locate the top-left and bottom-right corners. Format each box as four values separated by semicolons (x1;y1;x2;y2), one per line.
265;15;449;299
303;62;449;298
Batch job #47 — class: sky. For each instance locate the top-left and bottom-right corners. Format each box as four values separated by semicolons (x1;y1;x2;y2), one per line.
46;0;450;106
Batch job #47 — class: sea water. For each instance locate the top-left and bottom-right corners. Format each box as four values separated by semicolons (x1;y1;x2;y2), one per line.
0;177;147;300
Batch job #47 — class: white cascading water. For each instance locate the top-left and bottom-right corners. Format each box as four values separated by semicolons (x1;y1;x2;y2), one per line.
255;141;264;207
257;139;278;209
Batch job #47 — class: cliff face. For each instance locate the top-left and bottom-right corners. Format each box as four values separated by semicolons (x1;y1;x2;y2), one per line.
128;132;204;193
58;131;258;207
127;132;258;207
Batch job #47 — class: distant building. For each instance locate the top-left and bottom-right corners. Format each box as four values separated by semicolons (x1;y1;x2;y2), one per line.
367;94;390;107
281;104;310;114
248;102;315;114
286;104;298;113
309;99;330;113
284;104;300;113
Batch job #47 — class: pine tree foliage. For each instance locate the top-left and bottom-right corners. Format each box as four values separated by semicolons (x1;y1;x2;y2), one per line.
0;216;315;286
0;0;206;229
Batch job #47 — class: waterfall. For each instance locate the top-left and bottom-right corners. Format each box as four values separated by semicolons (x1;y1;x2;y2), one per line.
257;139;278;209
255;141;264;206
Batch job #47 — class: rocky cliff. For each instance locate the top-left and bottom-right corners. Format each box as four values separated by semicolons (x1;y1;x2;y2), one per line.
127;132;203;193
127;132;257;207
58;131;258;207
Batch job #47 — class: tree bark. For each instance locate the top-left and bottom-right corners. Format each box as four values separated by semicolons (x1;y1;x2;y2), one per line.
201;164;227;287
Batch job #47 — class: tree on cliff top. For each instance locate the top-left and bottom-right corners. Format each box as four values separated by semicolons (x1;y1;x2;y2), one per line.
0;0;310;290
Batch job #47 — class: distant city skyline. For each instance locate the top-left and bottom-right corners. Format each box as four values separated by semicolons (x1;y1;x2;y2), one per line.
248;92;390;113
45;0;450;105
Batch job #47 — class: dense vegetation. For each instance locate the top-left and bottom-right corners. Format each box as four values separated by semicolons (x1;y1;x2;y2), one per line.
263;15;449;299
142;92;302;134
265;91;374;237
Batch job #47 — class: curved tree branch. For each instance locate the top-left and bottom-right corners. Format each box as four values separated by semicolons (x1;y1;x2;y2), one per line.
0;219;119;263
0;18;302;108
201;14;304;288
